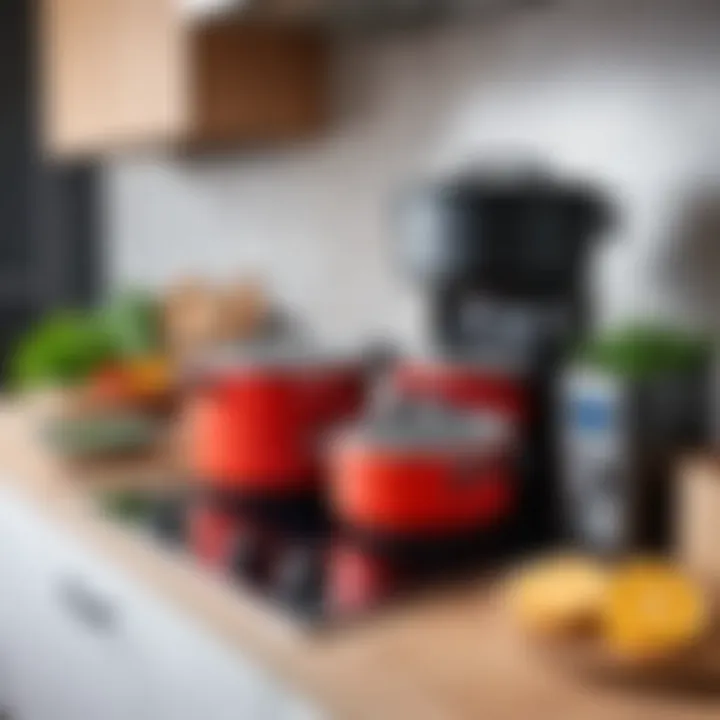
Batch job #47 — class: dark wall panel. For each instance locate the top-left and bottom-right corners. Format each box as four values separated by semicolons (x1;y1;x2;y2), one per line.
0;0;100;382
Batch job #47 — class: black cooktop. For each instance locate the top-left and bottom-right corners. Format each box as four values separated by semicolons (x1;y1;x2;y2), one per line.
101;488;519;628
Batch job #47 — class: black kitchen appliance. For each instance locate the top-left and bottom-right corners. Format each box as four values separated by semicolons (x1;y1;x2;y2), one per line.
394;166;612;547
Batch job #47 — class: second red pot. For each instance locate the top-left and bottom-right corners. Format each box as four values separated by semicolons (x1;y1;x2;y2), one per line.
329;412;517;540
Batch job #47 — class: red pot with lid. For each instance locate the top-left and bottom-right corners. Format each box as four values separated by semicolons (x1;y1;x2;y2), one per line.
184;343;367;496
329;408;517;542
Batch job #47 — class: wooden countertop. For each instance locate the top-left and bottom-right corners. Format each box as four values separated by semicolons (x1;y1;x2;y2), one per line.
1;400;719;720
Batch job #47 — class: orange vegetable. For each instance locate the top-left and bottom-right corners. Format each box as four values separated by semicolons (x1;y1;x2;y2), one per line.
125;356;172;399
87;365;133;406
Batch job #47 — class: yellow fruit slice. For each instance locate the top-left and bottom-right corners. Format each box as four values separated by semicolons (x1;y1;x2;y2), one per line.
509;555;609;638
604;561;708;660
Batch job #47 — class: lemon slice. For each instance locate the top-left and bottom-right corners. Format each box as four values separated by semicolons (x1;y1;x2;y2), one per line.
509;555;609;638
604;561;708;660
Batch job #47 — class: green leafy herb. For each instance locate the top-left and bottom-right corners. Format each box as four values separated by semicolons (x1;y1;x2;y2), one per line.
576;324;711;378
11;311;119;390
10;290;162;391
99;291;161;358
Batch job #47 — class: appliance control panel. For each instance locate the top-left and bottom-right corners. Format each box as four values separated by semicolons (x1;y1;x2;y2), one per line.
560;369;630;554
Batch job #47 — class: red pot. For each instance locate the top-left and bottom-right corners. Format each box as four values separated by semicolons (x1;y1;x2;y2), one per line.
184;347;366;495
330;414;516;539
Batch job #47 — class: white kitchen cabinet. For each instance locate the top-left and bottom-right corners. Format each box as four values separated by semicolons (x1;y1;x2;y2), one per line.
0;487;322;720
0;490;149;720
0;493;37;718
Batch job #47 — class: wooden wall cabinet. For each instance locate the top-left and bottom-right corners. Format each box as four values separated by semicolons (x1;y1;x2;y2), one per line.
42;0;329;158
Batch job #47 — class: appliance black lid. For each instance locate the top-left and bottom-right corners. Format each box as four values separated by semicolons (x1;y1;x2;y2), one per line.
395;164;614;295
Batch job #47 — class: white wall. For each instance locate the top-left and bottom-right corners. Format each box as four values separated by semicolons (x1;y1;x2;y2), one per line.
106;0;720;346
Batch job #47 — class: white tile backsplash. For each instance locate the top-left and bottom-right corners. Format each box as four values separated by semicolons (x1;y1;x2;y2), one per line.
106;0;720;346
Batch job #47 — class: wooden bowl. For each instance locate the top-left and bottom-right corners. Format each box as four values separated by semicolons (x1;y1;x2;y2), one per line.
527;609;720;696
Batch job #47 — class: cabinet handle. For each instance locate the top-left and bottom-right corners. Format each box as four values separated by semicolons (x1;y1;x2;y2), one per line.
57;576;118;634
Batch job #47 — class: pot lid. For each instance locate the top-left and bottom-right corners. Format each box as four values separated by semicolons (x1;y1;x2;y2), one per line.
402;164;611;228
405;348;529;375
186;338;360;376
345;404;513;452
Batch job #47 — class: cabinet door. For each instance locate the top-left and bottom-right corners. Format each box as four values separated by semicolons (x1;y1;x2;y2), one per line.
7;582;149;720
0;491;34;717
0;491;150;720
41;0;188;157
127;597;323;720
